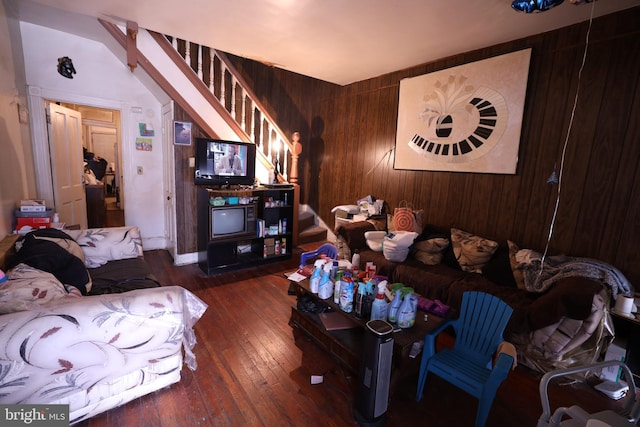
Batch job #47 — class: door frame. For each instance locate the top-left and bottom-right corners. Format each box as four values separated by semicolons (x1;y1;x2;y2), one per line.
161;101;176;259
27;86;131;215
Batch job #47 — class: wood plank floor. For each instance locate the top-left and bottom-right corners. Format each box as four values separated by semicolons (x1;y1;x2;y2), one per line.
75;246;623;427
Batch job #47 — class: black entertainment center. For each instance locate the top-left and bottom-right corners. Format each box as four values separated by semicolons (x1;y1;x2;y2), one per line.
197;186;295;275
194;137;295;274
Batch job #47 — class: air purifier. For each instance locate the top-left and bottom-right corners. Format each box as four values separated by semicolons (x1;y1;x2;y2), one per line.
354;319;394;427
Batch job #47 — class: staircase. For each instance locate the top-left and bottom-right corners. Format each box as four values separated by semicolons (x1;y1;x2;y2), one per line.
100;21;330;248
298;211;328;245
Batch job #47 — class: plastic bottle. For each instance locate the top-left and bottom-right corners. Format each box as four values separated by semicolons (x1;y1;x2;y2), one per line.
397;293;418;328
309;259;325;294
331;260;339;281
339;273;354;313
387;289;403;323
333;270;343;304
351;249;360;270
318;262;334;300
355;282;366;318
370;281;388;321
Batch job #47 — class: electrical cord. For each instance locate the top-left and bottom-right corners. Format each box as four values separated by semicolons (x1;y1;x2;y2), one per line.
538;0;596;278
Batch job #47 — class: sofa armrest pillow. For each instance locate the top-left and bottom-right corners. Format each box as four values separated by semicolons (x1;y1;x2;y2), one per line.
65;226;144;268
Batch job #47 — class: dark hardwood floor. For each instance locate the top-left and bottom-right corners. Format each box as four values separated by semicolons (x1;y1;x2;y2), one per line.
76;246;623;427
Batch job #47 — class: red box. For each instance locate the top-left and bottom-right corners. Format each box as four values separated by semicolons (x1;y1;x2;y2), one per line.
16;216;51;231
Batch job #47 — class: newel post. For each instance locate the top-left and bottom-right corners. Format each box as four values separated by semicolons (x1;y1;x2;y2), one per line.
289;132;302;184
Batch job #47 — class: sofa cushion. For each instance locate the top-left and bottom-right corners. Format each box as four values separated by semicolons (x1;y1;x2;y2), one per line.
445;275;538;336
87;258;161;295
357;249;398;278
450;228;499;273
0;263;80;314
392;259;467;302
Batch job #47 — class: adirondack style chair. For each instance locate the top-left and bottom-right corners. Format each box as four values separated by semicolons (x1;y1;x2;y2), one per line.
299;243;338;268
416;291;515;427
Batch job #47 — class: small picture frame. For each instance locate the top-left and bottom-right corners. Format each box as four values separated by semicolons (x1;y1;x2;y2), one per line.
174;121;192;146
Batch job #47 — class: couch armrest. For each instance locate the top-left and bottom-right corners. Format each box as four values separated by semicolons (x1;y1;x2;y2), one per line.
65;226;143;268
336;221;376;251
0;286;207;404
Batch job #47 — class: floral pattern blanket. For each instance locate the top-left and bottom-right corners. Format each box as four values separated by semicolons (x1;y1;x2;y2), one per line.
0;285;206;418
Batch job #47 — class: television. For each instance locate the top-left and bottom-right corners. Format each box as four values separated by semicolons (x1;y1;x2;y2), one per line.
209;204;257;240
195;138;256;186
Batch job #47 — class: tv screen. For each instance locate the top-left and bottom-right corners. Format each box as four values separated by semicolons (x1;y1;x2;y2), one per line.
212;207;246;236
195;138;256;186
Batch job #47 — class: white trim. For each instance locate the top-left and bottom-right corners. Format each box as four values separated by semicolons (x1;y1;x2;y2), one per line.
27;85;132;221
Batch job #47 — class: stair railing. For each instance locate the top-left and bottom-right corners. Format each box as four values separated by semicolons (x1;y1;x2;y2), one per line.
163;35;299;183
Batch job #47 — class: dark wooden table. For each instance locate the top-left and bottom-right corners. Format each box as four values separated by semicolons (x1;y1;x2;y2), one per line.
288;278;449;394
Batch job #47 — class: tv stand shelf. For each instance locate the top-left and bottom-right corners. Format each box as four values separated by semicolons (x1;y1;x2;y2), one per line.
197;186;296;275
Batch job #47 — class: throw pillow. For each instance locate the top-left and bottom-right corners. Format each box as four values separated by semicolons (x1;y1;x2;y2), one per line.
481;242;517;287
508;240;526;290
412;238;450;265
450;228;499;273
0;263;74;314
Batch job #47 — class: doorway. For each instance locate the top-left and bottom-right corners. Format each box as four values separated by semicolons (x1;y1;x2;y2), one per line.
58;102;125;227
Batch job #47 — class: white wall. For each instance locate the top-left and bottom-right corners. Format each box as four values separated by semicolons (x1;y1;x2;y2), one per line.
0;1;34;238
20;22;168;249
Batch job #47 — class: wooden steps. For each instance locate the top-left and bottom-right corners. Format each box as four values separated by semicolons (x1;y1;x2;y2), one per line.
298;210;327;245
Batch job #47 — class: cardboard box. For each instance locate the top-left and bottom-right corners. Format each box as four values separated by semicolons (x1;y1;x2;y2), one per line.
16;216;51;229
19;199;47;212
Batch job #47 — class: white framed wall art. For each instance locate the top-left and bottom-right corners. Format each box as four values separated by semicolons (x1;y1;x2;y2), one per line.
394;48;531;174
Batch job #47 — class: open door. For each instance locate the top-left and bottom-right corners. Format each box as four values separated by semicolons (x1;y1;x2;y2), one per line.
162;101;176;258
46;103;87;228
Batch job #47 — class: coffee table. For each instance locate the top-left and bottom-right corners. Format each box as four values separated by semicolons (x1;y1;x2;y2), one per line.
288;278;450;394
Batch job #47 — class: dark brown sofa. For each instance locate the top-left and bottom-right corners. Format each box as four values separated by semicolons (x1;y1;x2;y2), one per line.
338;221;610;372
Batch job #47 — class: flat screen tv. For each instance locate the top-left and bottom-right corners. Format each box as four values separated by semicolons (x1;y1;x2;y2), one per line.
194;138;256;186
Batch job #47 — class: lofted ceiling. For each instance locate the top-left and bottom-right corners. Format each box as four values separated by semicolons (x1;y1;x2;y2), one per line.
9;0;640;85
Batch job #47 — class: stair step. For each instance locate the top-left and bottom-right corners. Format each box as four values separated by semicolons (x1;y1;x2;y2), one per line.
298;211;316;231
298;225;327;245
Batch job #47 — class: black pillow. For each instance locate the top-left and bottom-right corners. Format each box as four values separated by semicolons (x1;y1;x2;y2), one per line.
481;243;517;287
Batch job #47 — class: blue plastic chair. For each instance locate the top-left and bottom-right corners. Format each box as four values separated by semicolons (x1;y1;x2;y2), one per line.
416;291;514;427
299;243;338;268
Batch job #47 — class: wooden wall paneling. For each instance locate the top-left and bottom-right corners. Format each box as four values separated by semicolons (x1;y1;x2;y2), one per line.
518;43;577;250
549;40;612;254
572;37;640;262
